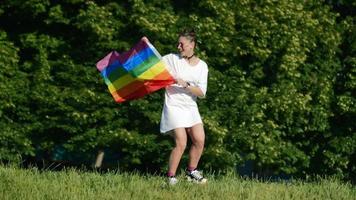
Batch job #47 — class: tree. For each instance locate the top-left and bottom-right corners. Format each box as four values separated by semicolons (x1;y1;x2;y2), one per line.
0;0;354;180
0;31;34;162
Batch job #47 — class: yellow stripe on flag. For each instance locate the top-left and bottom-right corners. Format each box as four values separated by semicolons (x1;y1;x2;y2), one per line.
108;73;136;93
137;61;166;80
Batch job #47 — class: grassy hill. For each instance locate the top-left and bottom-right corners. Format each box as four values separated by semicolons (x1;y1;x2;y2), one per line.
0;165;355;200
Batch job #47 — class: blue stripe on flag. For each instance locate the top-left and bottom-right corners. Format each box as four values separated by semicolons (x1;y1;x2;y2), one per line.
122;46;155;71
102;60;122;78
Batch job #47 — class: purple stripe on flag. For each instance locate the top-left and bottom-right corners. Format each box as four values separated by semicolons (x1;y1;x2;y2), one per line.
96;51;120;72
117;39;149;64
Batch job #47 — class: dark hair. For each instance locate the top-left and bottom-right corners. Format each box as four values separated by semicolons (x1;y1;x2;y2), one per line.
179;28;197;44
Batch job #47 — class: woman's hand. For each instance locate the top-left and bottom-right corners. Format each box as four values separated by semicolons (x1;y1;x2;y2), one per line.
175;78;204;97
141;36;149;43
175;78;189;88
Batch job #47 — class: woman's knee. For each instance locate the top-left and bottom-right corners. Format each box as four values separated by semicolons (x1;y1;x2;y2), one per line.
173;128;187;151
190;124;205;148
193;138;204;149
176;140;187;150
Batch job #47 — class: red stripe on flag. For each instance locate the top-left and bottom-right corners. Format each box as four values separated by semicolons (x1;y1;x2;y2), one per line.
110;70;175;102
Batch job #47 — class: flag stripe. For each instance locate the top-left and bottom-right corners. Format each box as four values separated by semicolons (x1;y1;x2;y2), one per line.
122;45;155;71
96;51;120;72
112;80;144;99
96;37;174;103
130;55;160;77
117;40;150;64
102;41;150;75
102;65;127;85
112;92;125;103
137;61;166;80
105;60;122;75
107;60;167;92
111;78;175;102
103;45;155;77
108;73;135;93
104;54;161;84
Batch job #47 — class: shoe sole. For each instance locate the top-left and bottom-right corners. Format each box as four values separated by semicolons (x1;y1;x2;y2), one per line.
186;176;208;184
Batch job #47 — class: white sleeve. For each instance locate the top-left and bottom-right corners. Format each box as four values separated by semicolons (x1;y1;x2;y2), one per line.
197;63;208;98
162;54;176;79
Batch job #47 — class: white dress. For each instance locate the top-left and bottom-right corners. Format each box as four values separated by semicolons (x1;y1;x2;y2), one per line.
160;53;209;134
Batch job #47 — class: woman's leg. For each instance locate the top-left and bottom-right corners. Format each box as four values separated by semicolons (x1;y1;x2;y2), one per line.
167;128;187;176
187;123;205;170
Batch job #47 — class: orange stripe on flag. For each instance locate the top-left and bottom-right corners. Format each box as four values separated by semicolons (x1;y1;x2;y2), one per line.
111;80;144;99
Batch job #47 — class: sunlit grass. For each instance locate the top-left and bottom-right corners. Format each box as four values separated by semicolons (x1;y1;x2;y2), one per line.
0;165;355;200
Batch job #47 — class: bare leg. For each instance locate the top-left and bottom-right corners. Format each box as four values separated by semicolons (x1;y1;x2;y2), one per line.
168;128;187;175
187;123;205;169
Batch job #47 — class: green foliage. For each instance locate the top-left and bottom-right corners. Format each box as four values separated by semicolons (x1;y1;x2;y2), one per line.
0;0;354;181
0;31;34;161
327;9;356;180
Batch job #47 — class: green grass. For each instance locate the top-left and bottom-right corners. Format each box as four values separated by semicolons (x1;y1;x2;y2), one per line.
0;165;355;200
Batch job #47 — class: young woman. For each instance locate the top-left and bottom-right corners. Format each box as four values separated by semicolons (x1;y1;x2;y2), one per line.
160;29;208;185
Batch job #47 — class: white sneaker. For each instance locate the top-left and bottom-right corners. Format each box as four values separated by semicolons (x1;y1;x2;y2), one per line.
168;176;178;185
186;170;208;184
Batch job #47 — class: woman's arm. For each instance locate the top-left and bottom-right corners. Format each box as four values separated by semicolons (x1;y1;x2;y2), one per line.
175;78;204;97
185;84;204;97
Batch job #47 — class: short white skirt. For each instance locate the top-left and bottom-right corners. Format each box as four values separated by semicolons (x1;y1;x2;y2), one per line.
160;104;203;134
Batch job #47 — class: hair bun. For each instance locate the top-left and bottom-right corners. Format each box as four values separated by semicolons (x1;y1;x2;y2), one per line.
179;28;197;43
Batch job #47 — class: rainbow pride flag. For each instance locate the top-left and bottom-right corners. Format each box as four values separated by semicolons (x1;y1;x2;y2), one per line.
96;37;175;103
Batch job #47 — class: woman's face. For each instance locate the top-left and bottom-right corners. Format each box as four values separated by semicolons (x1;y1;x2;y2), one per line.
177;36;194;57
